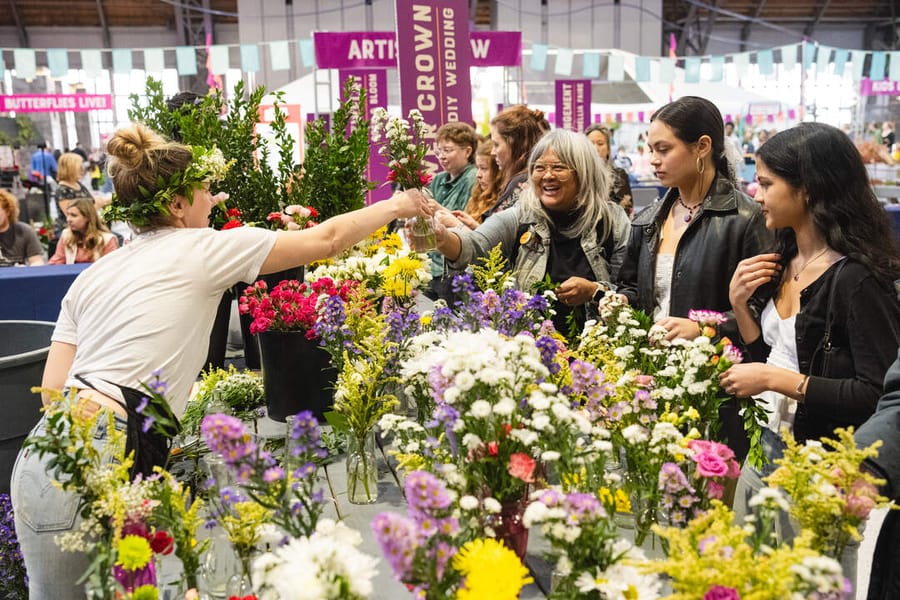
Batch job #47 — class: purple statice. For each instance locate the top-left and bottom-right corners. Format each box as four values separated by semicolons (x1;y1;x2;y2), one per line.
405;471;452;514
287;411;329;462
315;294;359;359
0;494;27;597
449;272;476;299
201;413;257;466
371;512;418;581
534;334;561;374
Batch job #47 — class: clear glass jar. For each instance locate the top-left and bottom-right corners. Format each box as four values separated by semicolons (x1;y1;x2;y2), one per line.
346;429;378;504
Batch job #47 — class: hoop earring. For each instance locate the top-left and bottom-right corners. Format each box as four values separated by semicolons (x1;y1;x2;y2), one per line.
696;157;705;175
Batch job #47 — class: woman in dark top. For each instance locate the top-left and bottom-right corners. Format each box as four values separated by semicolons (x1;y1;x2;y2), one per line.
585;124;633;216
616;96;772;462
721;124;900;572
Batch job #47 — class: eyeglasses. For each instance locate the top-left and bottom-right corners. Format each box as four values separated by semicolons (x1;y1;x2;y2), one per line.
434;146;460;156
531;162;574;180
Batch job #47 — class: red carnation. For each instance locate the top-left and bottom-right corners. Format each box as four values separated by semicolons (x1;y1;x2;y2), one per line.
226;207;242;217
222;220;242;230
150;530;174;555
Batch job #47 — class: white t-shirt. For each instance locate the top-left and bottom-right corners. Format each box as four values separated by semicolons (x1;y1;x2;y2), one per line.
53;226;277;416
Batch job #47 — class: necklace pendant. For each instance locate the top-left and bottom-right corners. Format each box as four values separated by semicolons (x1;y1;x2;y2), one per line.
684;213;692;223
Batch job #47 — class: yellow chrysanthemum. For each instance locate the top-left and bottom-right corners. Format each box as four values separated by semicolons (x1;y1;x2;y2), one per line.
116;534;153;571
131;584;160;600
453;538;533;600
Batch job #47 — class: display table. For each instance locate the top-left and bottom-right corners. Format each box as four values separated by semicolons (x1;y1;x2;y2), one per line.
0;263;91;322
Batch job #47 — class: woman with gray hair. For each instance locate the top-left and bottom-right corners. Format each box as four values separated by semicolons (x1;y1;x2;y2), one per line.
418;128;631;336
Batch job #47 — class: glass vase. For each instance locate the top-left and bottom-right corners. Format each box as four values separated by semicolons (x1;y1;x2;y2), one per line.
346;429;378;504
408;215;437;251
485;498;529;560
224;548;255;598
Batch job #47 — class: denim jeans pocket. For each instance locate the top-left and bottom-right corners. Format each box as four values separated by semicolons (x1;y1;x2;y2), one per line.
13;446;80;533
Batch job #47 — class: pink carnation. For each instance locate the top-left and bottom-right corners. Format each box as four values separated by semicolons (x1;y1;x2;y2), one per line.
703;585;740;600
508;452;536;483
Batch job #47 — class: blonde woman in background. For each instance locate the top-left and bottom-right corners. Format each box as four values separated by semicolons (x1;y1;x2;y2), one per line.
454;139;501;229
48;197;119;264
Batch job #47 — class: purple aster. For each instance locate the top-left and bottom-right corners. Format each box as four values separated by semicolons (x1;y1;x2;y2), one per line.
263;466;285;483
371;512;418;581
404;471;452;513
659;462;692;493
564;492;604;522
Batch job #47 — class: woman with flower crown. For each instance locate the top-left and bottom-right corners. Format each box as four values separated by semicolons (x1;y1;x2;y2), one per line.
720;123;900;580
616;96;772;463
418;128;631;337
10;122;431;599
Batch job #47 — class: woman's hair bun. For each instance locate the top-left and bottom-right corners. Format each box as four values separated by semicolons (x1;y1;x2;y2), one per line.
106;123;159;170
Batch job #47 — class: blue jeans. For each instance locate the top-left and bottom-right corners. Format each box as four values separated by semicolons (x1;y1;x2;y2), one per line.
11;410;127;599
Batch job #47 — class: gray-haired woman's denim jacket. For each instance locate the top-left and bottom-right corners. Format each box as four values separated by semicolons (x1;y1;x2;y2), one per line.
447;202;631;296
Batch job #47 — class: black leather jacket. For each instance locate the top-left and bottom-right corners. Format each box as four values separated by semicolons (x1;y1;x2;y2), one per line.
616;176;773;342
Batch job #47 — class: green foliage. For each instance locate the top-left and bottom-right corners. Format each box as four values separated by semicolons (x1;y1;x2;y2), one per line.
127;78;284;227
181;365;266;436
470;243;515;293
295;77;373;221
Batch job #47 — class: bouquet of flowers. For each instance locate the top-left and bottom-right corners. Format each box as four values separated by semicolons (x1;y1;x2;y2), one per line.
381;328;603;510
523;488;662;599
370;106;436;248
200;411;328;540
764;428;887;559
646;498;849;599
266;204;319;230
658;438;742;526
372;470;533;599
238;276;354;337
370;107;432;190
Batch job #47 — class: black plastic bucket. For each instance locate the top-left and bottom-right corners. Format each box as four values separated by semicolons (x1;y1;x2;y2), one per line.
0;320;55;494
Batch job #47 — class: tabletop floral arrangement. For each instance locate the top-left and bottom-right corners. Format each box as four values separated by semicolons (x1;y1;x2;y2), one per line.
238;276;354;337
308;227;432;305
372;470;533;599
764;427;887;560
646;496;850;599
523;488;662;599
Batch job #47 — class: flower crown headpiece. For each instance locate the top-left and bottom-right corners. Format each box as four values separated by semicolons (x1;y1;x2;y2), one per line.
104;145;233;228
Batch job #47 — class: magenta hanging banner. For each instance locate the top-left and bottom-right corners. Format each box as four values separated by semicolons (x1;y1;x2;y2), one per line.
339;68;393;205
315;31;519;69
860;78;900;96
469;31;522;66
315;32;398;69
0;94;113;113
554;80;591;132
395;0;473;154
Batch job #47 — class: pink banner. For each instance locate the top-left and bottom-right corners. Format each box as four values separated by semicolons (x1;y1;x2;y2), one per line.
554;80;591;132
0;94;113;113
339;68;392;205
860;78;900;96
314;30;520;69
395;0;473;176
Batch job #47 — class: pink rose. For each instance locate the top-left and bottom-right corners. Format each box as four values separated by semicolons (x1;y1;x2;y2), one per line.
707;480;724;499
693;451;729;478
508;453;536;483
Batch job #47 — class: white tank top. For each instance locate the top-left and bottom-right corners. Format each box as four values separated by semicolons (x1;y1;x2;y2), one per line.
757;298;800;433
653;253;675;321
